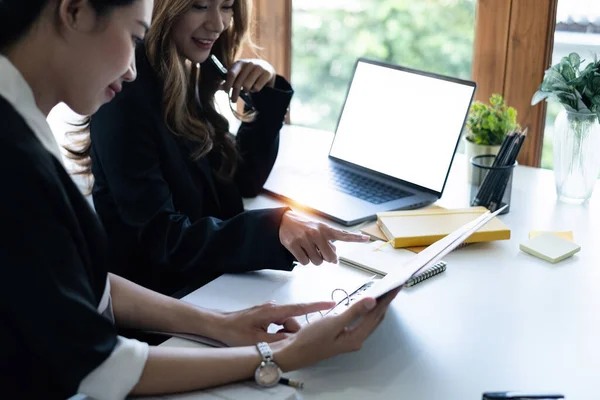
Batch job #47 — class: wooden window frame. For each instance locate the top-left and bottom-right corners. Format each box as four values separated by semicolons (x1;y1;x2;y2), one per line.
245;0;292;79
250;0;559;167
472;0;558;167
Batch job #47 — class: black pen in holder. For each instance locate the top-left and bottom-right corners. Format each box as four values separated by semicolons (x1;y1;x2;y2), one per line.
470;154;516;214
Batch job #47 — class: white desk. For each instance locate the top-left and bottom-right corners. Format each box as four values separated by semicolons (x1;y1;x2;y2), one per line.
162;125;600;399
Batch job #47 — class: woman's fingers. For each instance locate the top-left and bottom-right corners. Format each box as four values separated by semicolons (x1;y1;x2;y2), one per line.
287;243;310;265
301;240;324;265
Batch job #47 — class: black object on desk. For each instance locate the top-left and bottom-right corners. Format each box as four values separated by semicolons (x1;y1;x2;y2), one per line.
483;392;564;399
471;128;527;214
470;154;516;214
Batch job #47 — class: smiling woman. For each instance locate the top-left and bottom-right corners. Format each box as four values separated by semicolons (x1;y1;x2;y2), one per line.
75;0;372;299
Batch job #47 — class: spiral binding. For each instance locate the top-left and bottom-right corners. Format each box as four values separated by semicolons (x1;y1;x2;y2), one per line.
404;261;447;287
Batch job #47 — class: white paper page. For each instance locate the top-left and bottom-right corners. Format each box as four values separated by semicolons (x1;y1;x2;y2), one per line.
337;240;415;276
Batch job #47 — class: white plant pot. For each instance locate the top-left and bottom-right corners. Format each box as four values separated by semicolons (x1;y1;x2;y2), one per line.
464;137;501;184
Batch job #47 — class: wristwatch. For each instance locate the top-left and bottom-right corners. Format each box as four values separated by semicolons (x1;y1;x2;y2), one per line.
254;342;282;387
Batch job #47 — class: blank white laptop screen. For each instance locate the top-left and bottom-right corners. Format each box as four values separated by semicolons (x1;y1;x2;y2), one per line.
329;61;475;193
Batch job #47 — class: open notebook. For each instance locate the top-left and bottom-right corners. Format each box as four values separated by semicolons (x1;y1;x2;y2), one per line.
364;205;505;299
325;206;506;316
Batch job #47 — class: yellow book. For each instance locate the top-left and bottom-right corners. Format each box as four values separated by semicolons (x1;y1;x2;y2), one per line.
376;206;510;248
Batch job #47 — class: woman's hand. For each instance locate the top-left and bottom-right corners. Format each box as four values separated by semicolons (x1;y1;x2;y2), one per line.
273;289;401;372
279;210;370;265
221;59;276;102
214;301;335;347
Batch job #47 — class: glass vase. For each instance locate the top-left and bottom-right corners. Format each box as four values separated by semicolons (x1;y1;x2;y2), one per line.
553;109;600;203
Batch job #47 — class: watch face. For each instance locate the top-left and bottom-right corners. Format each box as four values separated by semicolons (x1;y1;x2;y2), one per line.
255;361;282;387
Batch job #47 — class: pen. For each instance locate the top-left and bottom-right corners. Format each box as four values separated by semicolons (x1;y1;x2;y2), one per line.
208;54;255;109
280;377;304;389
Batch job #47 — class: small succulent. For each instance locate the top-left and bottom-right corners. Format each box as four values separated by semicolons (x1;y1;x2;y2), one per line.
466;94;520;146
532;52;600;120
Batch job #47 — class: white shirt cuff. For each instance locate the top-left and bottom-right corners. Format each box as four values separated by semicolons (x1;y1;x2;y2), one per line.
78;336;149;400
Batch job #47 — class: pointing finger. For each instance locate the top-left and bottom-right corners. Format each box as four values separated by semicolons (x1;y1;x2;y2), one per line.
326;227;370;243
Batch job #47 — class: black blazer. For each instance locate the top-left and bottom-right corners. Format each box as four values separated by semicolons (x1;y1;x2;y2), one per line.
90;47;296;294
0;98;118;399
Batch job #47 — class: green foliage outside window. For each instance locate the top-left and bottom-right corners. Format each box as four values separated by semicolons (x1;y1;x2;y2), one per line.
291;0;476;132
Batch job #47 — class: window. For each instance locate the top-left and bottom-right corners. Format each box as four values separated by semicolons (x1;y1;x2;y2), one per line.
541;0;600;169
290;0;477;132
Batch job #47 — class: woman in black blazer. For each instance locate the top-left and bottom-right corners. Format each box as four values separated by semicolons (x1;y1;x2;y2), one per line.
1;0;397;397
86;0;368;294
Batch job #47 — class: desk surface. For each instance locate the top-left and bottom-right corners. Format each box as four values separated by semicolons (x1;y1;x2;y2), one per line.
162;125;600;400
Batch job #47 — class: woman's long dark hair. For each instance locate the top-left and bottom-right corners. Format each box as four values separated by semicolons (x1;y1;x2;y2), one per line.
0;0;138;51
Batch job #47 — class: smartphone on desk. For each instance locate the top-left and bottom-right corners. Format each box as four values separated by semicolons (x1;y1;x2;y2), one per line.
483;392;564;400
204;54;255;109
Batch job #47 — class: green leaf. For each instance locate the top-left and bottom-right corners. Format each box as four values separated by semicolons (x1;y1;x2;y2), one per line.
531;90;551;105
551;81;572;92
569;53;582;69
556;91;577;105
543;69;568;89
561;64;576;81
577;97;591;113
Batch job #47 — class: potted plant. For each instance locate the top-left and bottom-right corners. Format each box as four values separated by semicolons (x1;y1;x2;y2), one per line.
465;93;520;183
531;53;600;204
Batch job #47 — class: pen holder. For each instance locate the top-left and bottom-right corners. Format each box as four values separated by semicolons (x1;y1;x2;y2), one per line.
470;155;516;214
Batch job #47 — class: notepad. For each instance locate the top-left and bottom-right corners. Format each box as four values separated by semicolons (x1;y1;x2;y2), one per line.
529;230;574;242
519;232;581;263
377;206;511;248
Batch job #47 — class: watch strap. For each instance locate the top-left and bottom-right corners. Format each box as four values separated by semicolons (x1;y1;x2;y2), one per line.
256;342;273;362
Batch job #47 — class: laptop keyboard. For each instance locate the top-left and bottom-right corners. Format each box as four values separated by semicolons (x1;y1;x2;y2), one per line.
327;165;411;204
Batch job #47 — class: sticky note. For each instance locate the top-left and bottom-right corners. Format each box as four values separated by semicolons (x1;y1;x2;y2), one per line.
529;231;574;242
520;232;581;263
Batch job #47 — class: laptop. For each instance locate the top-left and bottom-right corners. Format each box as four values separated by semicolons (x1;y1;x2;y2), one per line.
263;58;476;226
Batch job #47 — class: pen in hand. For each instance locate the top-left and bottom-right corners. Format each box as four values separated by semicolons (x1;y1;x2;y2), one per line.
207;54;255;109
